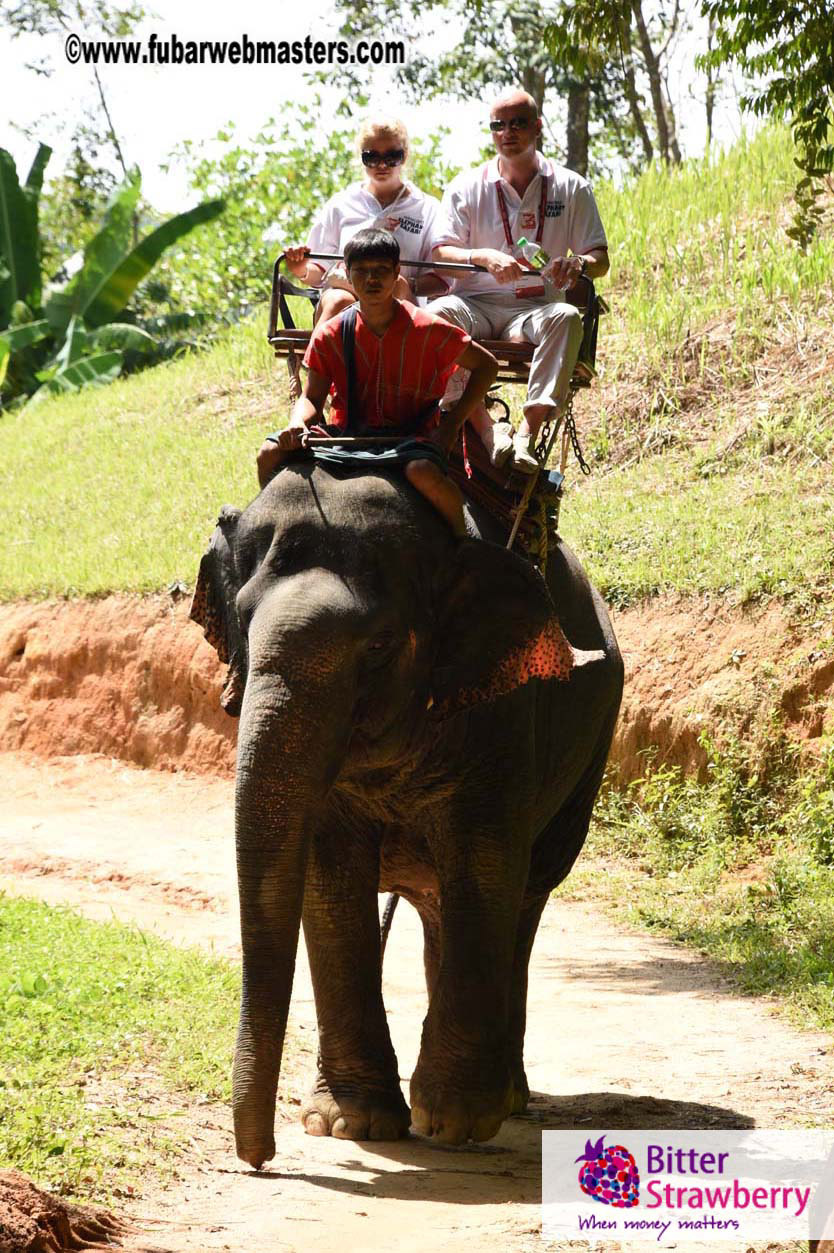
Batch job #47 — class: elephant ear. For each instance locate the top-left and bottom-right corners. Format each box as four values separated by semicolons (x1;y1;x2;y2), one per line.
190;506;247;717
431;540;590;716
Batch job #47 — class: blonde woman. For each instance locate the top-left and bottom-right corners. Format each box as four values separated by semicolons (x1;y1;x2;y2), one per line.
283;116;447;332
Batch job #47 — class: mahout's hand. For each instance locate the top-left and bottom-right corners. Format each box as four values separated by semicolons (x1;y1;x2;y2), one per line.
275;425;307;451
302;423;331;442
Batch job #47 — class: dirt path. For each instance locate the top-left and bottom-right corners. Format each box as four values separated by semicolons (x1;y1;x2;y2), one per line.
2;750;832;1252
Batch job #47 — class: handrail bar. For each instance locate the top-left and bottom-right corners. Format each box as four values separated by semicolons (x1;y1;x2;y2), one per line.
268;251;601;345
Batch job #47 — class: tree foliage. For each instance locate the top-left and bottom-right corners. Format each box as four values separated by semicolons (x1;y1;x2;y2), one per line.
0;0;144;66
547;0;684;168
328;0;643;176
2;0;146;210
36;118;119;280
700;0;834;246
0;146;223;409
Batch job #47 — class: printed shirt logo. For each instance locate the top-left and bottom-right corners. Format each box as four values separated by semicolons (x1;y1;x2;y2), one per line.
545;200;565;217
577;1135;640;1208
520;211;536;230
379;214;423;234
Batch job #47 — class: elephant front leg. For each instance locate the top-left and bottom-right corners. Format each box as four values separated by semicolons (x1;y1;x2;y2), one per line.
301;828;410;1141
410;834;528;1144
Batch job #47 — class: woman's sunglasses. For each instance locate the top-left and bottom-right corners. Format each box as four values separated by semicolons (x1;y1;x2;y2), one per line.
361;148;405;168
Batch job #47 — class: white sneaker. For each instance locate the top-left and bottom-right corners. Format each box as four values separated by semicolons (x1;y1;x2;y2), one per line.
483;422;515;467
512;432;540;475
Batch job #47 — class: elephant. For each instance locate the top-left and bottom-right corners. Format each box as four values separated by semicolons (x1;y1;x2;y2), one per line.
190;456;623;1170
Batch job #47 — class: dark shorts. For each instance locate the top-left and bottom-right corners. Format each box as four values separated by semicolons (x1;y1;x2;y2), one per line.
311;436;448;473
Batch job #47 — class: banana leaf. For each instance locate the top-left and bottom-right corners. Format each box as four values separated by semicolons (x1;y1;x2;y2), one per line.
0;336;8;388
0;147;45;325
3;319;50;351
46;173;141;335
88;322;157;354
54;314;88;370
25;145;52;198
82;198;224;328
59;350;123;388
25;350;123;408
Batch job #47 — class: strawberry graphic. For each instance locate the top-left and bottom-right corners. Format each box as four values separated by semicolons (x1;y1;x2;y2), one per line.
576;1135;640;1207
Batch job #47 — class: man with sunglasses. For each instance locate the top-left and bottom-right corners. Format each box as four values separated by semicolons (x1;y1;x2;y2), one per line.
429;89;609;473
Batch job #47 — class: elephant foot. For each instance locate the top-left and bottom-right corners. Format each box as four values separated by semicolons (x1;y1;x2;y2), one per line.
301;1074;410;1141
410;1058;513;1145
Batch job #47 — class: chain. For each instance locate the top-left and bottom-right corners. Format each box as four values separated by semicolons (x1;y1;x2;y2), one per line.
535;411;555;460
565;390;591;475
534;388;588;473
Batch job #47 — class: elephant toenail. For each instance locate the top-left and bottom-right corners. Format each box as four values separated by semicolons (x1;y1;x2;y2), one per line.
304;1112;327;1136
332;1117;351;1138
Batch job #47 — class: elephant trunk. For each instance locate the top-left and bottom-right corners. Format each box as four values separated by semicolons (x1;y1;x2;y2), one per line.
232;647;354;1169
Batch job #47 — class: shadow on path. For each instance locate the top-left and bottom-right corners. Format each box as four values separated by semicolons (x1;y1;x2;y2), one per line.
243;1091;753;1207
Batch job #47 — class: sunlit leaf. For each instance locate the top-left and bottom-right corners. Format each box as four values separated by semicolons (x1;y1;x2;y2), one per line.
3;320;49;351
83;198;225;328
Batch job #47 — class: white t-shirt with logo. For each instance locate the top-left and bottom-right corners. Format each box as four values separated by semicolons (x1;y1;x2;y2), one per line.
433;154;608;296
306;182;443;280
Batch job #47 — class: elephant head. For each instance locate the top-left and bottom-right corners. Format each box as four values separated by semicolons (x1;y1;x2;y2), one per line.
190;466;595;1167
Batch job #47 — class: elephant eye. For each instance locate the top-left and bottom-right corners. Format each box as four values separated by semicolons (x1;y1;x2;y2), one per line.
363;631;397;667
367;629;395;651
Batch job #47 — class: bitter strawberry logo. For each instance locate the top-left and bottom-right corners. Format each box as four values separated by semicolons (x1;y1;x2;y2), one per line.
576;1135;640;1207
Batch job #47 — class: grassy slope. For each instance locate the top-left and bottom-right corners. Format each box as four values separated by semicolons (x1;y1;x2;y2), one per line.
2;125;832;604
1;322;279;597
555;130;834;1035
564;126;834;607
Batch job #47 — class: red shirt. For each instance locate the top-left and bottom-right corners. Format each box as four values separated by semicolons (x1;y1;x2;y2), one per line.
302;300;470;433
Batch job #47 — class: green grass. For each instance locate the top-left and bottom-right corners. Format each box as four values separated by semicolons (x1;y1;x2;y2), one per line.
561;429;834;608
0;894;240;1198
565;737;834;1032
1;316;279;598
594;126;834;378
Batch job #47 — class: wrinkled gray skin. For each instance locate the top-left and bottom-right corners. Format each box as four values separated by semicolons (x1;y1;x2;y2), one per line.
192;461;623;1169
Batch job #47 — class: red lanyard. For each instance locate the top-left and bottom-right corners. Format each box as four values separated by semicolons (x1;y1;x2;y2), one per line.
496;173;548;248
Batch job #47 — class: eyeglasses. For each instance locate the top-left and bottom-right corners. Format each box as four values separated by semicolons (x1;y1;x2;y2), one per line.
489;116;534;133
361;148;405;168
